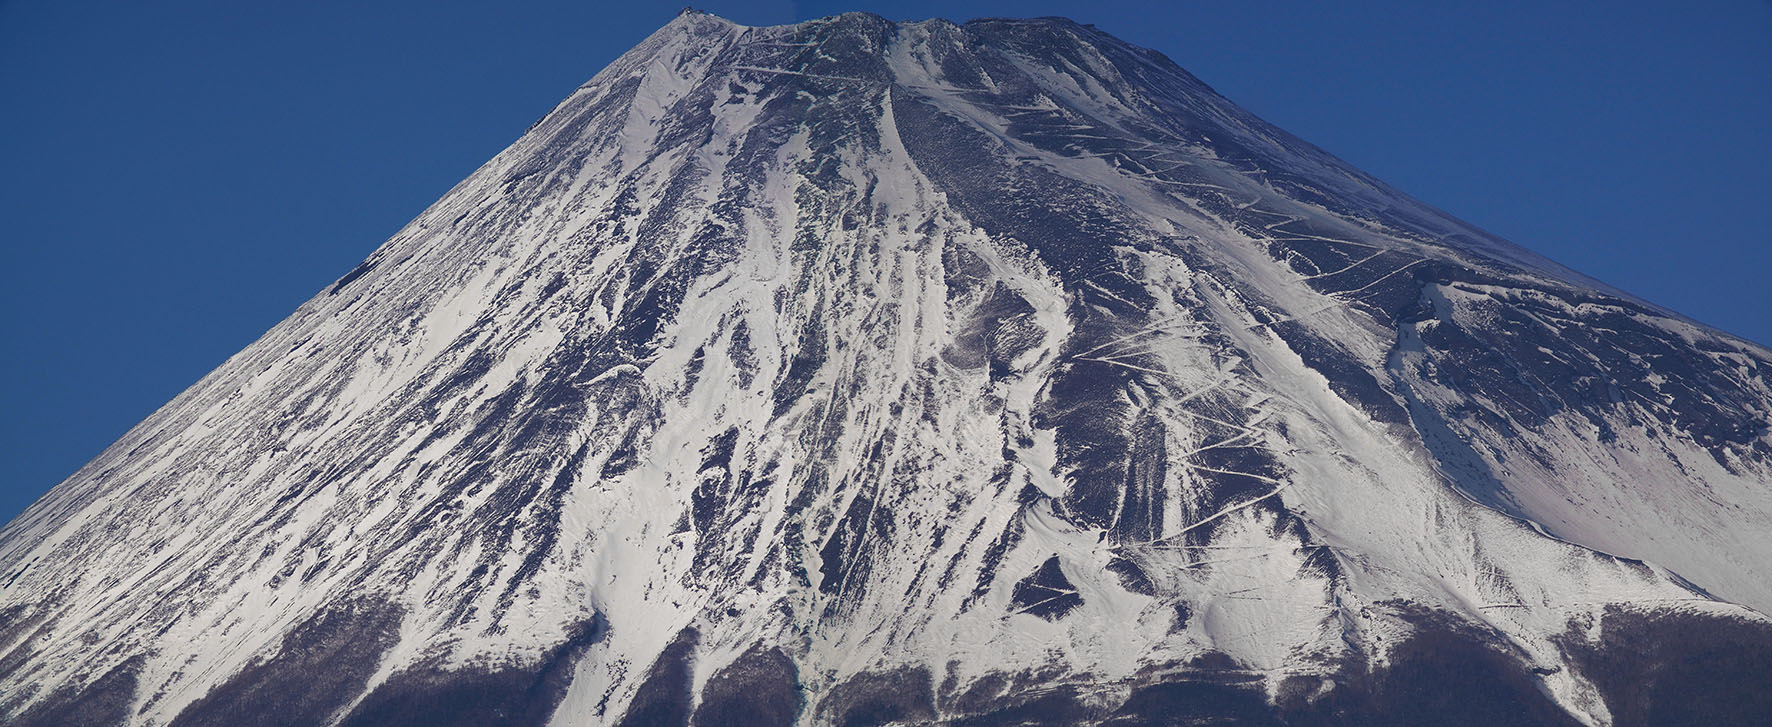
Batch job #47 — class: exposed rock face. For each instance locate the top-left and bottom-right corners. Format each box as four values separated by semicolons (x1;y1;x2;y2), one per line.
4;10;1771;726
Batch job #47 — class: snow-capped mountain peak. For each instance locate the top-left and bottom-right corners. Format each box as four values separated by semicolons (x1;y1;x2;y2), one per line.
5;11;1771;726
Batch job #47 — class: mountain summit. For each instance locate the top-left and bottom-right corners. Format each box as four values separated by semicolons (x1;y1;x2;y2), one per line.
5;11;1771;726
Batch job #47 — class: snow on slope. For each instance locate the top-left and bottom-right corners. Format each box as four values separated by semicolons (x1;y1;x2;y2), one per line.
3;10;1771;727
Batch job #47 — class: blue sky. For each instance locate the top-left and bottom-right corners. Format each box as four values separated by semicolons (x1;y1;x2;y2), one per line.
2;0;1768;523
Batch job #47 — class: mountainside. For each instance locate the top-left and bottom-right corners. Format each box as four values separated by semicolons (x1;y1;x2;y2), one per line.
5;11;1772;726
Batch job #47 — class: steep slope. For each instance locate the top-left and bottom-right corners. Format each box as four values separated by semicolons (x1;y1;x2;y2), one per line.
4;11;1770;726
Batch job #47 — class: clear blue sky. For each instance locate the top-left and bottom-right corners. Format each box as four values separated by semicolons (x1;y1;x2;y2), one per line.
3;0;1768;524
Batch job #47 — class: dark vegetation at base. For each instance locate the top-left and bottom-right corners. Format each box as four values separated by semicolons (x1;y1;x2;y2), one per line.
935;610;1590;726
158;599;600;727
1556;606;1772;727
1109;680;1280;726
1344;615;1583;727
10;655;144;727
819;665;938;727
953;684;1094;726
21;597;1768;727
169;599;405;727
338;614;604;727
690;645;803;727
615;628;700;727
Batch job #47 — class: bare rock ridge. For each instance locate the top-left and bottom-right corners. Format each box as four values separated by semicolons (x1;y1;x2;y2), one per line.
5;10;1771;726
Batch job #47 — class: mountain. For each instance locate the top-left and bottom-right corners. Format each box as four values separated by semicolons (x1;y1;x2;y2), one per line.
5;10;1771;726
